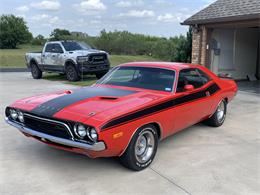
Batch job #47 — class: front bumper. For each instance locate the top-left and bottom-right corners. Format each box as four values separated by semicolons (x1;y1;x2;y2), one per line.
77;63;110;73
5;117;106;152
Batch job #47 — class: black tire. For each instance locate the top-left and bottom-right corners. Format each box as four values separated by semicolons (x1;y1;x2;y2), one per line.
95;72;107;79
204;99;227;127
119;124;158;171
30;63;42;79
65;64;80;82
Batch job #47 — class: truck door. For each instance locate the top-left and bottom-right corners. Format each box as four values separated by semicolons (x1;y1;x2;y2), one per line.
42;43;64;71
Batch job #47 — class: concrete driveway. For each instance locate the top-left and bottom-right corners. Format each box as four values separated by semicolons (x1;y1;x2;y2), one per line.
0;73;259;195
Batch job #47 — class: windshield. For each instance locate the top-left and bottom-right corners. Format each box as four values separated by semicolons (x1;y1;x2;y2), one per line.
61;41;91;51
97;66;175;92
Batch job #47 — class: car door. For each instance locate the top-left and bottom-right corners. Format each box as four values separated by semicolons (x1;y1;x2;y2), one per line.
168;68;214;133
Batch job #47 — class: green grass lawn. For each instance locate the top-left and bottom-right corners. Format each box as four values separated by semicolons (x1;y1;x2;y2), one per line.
0;44;160;86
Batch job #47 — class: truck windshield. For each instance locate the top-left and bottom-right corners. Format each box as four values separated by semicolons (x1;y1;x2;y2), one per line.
61;42;91;51
97;66;175;92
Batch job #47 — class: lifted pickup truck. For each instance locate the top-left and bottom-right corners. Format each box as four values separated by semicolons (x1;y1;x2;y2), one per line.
25;41;110;81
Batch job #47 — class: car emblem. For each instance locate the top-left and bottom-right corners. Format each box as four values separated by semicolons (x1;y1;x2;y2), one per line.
88;112;96;116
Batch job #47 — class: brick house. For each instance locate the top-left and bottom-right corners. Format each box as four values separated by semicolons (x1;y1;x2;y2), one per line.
182;0;260;80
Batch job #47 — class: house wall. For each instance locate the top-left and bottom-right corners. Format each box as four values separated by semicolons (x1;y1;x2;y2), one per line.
191;29;201;64
191;27;209;66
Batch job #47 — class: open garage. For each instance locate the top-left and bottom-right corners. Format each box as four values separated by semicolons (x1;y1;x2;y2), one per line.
182;0;260;82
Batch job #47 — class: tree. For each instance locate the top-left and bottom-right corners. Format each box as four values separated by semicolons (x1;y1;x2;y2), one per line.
0;14;32;49
31;34;46;45
50;28;71;41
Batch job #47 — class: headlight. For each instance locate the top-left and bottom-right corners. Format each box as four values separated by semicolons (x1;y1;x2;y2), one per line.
10;109;18;120
17;111;24;123
88;128;98;142
74;124;87;138
77;56;89;63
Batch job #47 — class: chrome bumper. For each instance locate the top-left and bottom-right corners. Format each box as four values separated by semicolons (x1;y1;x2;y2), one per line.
5;117;106;152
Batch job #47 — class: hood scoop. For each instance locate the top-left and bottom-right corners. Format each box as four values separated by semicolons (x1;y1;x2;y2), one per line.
99;96;118;100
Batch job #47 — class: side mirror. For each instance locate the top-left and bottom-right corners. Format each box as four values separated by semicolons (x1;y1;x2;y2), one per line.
184;84;194;91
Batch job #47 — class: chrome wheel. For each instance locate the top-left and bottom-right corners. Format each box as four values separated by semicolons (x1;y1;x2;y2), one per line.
135;129;155;164
217;101;225;123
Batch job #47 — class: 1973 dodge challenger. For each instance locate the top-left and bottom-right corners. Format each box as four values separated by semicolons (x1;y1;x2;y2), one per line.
5;62;237;171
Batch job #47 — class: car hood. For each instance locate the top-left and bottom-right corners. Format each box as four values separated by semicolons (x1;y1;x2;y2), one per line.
11;86;166;127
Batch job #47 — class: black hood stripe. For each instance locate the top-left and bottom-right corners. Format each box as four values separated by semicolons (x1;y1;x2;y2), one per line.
31;87;137;117
101;83;220;130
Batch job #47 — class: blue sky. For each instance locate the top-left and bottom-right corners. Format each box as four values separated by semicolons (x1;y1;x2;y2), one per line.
0;0;215;37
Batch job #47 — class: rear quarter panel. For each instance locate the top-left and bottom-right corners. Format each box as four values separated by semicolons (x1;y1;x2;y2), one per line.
199;66;237;113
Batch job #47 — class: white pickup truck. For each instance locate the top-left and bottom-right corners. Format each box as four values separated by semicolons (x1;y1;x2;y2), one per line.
25;41;110;81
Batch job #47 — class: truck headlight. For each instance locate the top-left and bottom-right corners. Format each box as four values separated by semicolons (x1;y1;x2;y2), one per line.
77;56;89;63
10;109;18;120
74;124;87;138
17;111;24;123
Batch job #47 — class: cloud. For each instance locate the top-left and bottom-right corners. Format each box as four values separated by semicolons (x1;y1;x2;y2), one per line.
31;1;60;11
15;5;29;13
119;10;155;18
115;0;143;8
75;0;106;14
116;1;132;8
157;13;191;23
31;14;59;24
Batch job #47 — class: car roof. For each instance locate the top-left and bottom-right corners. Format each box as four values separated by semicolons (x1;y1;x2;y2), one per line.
119;62;201;71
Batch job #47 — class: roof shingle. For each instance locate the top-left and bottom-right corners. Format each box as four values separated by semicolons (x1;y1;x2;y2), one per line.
182;0;260;25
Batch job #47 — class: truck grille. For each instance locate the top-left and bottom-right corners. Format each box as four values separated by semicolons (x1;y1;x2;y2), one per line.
88;54;107;64
24;114;72;140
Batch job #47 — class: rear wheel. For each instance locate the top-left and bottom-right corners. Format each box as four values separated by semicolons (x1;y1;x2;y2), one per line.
205;100;227;127
119;125;158;171
30;63;42;79
66;64;80;82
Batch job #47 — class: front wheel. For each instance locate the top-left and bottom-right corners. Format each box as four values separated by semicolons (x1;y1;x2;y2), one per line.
66;65;80;82
205;99;227;127
119;125;158;171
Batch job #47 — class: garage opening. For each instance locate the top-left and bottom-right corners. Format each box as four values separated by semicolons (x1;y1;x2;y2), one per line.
209;27;260;81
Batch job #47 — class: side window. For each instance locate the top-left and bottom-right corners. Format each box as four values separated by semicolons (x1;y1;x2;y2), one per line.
197;69;211;84
53;44;63;53
45;44;53;52
177;68;210;92
44;44;63;53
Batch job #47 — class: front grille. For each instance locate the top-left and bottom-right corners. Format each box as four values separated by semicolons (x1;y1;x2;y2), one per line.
88;54;107;64
24;114;72;140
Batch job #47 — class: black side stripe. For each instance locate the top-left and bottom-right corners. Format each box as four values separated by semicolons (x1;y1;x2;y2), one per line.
101;83;220;130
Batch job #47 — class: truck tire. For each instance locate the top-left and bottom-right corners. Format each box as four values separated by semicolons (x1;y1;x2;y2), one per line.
31;63;42;79
95;72;107;79
66;64;80;82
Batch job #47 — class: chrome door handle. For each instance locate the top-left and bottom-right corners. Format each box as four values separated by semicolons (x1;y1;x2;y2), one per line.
206;91;210;97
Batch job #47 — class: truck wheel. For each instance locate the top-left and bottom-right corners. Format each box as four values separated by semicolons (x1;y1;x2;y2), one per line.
31;63;42;79
204;99;227;127
66;65;80;82
119;124;158;171
95;72;107;79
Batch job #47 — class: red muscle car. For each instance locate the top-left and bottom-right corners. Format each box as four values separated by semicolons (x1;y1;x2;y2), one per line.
5;62;237;171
